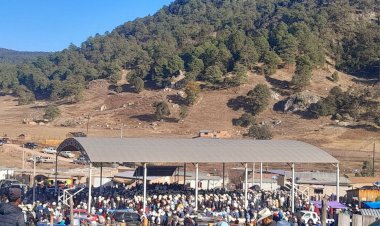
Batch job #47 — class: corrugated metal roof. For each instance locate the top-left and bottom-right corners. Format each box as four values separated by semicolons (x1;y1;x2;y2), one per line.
57;138;339;164
361;209;380;218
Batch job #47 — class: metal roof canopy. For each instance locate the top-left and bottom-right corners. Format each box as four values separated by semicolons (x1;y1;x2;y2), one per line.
57;137;338;164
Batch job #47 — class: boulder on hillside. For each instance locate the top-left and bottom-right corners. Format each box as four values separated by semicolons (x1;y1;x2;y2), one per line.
275;91;320;113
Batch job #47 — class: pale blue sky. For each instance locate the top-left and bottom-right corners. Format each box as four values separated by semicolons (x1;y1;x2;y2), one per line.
0;0;173;52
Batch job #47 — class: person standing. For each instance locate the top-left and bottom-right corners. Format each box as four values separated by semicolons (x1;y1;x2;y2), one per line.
0;188;26;226
257;208;276;226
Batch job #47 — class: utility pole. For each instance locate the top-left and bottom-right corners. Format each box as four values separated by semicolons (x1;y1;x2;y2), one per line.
86;115;90;136
120;125;123;138
22;144;25;170
32;155;36;204
373;141;376;177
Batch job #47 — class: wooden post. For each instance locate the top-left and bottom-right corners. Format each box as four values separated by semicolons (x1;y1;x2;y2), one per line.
352;214;362;226
70;196;74;226
50;211;54;226
321;197;327;226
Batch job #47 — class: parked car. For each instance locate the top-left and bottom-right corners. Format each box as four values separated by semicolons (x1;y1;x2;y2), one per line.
112;210;141;224
66;209;98;223
73;156;88;165
27;156;41;163
24;142;38;149
296;211;320;224
41;147;57;154
0;140;4;146
60;151;74;158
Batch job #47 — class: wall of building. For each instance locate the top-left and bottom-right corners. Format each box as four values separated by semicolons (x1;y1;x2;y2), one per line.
0;169;14;180
295;184;349;200
188;179;223;190
358;189;380;202
344;188;380;204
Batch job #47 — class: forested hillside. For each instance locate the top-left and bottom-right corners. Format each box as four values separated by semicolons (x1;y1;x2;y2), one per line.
0;0;379;103
0;48;49;64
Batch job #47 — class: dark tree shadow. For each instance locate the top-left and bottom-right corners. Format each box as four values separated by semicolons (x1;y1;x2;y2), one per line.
346;124;380;132
130;114;155;122
264;76;291;95
265;76;289;89
167;94;187;105
227;96;250;111
164;117;180;123
350;77;378;86
121;84;136;93
273;100;286;112
292;110;319;120
130;115;179;123
30;105;47;109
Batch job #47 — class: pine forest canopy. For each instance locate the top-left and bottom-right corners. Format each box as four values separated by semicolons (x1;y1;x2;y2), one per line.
0;0;379;101
0;48;49;64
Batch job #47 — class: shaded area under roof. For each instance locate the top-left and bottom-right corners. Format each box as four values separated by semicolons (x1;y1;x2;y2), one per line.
57;137;339;164
134;166;178;177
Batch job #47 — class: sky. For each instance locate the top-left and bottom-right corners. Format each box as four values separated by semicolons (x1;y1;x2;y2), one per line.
0;0;173;52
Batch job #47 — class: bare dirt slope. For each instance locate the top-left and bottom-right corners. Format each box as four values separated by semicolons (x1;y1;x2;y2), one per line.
0;67;379;174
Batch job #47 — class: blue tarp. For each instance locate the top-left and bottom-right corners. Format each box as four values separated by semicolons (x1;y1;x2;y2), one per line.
364;202;380;209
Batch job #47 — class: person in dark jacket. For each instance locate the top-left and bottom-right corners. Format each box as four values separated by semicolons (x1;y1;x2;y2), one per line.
0;187;25;226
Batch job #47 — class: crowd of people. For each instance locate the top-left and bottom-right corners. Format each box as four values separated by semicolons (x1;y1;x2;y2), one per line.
0;182;358;226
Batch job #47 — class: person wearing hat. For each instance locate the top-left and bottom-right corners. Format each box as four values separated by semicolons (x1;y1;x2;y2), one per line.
257;208;276;226
0;188;26;226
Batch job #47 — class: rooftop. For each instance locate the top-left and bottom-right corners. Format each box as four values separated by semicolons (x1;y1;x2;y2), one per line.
57;137;339;164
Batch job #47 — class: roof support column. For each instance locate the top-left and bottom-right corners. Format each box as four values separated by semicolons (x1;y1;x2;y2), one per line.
195;163;199;211
244;163;248;209
88;162;92;212
143;162;147;215
291;163;295;213
252;162;255;186
336;163;340;202
183;163;186;190
260;162;263;189
100;162;103;195
55;152;58;195
222;163;225;189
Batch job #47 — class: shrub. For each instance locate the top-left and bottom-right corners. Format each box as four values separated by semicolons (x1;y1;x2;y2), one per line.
115;86;123;93
153;101;170;120
331;71;339;82
247;124;272;140
129;76;144;93
375;115;380;126
247;84;271;115
16;85;35;105
44;105;61;121
185;81;200;105
233;113;256;127
179;106;188;119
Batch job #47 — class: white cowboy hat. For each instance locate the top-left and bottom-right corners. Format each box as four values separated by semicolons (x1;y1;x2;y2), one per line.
257;208;273;222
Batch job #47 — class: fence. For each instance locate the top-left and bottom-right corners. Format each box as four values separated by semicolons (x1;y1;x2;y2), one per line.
337;213;377;226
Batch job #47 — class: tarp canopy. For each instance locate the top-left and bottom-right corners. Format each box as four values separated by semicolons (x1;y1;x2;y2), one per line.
57;138;339;164
310;201;347;209
364;202;380;209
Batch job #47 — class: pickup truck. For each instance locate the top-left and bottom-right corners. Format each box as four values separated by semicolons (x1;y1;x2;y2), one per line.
73;156;88;165
60;151;74;158
27;156;55;163
42;147;57;154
